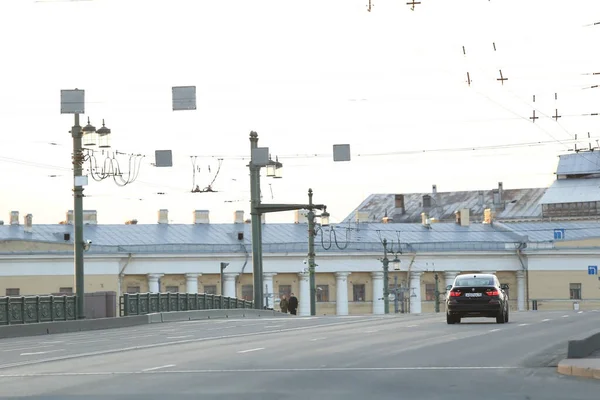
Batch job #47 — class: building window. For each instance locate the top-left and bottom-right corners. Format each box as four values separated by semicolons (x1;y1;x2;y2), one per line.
353;284;366;302
126;286;141;294
165;286;179;293
422;195;432;208
5;288;20;297
59;287;73;295
569;283;582;300
316;285;329;302
425;284;436;301
279;285;291;298
203;285;217;295
242;285;253;301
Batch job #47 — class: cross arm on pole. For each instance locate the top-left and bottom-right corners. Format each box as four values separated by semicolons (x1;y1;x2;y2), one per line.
256;203;326;214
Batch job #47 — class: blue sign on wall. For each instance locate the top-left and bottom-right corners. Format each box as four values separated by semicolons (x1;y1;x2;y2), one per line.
588;266;598;275
553;229;565;240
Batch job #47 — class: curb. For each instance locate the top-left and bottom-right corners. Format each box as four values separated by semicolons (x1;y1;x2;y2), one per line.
557;359;600;380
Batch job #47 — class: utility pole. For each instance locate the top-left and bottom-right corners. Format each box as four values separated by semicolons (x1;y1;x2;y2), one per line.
249;132;264;309
382;238;390;314
434;272;440;313
306;190;317;316
71;114;85;320
393;275;399;313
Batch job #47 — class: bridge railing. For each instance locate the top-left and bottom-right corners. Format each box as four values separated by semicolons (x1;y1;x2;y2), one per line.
119;292;254;317
0;295;77;325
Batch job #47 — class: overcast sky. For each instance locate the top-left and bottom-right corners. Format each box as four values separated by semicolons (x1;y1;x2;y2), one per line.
0;0;598;225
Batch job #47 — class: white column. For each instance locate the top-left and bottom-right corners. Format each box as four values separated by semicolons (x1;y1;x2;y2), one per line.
409;271;423;314
298;272;310;316
185;273;201;294
263;272;277;309
147;273;163;293
223;273;238;298
444;271;460;289
335;272;351;316
371;271;384;315
516;270;526;311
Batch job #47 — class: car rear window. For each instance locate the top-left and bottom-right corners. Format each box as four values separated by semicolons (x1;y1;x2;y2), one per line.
455;278;494;286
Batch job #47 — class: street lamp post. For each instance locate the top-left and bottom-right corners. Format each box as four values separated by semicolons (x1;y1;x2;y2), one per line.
70;114;110;320
306;189;329;316
380;238;401;314
248;131;328;314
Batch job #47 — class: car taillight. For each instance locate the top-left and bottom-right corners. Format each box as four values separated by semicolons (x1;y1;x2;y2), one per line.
486;290;499;296
450;291;461;297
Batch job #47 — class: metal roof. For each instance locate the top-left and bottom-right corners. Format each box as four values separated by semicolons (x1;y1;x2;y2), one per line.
538;178;600;205
556;152;600;176
501;220;600;242
342;188;547;224
0;222;523;254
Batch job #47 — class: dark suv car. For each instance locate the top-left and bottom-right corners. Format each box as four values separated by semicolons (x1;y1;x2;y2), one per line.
446;273;509;324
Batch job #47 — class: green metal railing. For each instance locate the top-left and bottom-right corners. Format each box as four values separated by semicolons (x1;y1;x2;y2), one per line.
0;295;77;325
119;292;254;317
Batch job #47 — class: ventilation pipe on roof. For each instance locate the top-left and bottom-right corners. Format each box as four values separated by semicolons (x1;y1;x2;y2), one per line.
432;184;437;195
158;209;168;224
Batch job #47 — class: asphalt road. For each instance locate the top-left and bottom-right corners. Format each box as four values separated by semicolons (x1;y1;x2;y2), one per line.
0;310;598;399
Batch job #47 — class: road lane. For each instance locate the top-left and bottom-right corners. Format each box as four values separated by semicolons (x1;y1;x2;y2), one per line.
0;311;598;399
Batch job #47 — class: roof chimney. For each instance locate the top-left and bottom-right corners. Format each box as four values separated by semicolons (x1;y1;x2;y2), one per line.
66;210;73;225
421;212;429;226
432;184;437;195
83;210;97;225
234;210;244;224
478;190;485;207
295;210;308;224
158;209;169;224
24;214;32;233
483;208;494;224
9;211;19;225
194;210;210;224
456;208;470;227
355;211;369;223
261;213;266;224
125;219;138;225
382;209;392;223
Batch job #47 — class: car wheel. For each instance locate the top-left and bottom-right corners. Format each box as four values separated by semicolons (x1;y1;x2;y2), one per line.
504;306;509;323
446;312;454;324
496;308;505;324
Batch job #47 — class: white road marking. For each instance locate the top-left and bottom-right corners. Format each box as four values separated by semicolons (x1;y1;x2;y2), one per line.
142;364;176;372
310;337;327;341
489;329;500;332
237;347;265;354
206;326;237;331
264;325;281;328
127;335;157;339
2;346;54;353
20;349;65;356
542;319;551;322
0;366;523;377
407;325;418;328
518;323;529;326
166;335;193;340
365;329;379;333
39;341;64;344
562;315;569;318
578;311;584;314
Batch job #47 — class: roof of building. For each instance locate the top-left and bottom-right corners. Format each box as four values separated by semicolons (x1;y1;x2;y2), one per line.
538;178;600;205
342;187;547;224
556;152;600;176
0;222;525;254
501;220;600;242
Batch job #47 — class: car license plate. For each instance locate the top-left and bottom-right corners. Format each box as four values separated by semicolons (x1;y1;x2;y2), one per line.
464;293;482;297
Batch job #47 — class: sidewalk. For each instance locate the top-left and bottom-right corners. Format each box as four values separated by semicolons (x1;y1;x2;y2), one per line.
557;351;600;380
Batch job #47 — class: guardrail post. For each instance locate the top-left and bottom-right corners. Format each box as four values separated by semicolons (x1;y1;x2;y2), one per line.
7;296;12;325
20;296;26;324
136;293;141;316
36;296;41;323
63;295;68;321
